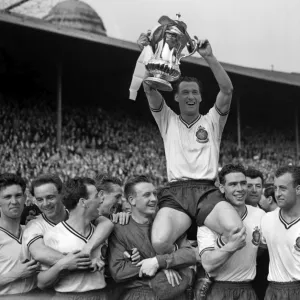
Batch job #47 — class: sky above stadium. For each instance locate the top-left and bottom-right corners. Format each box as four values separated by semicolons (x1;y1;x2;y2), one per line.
89;0;299;74
1;0;299;73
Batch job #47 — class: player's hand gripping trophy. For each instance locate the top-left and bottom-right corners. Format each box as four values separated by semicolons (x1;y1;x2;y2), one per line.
137;14;199;91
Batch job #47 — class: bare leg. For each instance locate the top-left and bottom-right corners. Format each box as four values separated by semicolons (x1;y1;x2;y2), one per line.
151;207;192;254
204;201;243;239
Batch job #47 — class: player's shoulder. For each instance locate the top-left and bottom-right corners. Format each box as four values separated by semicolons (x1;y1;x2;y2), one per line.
44;221;63;238
261;208;279;224
24;214;45;230
246;205;265;218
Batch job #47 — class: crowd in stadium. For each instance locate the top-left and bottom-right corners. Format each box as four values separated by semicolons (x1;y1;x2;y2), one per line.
0;101;298;189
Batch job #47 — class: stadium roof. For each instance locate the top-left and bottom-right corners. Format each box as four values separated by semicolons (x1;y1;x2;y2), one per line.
0;10;299;88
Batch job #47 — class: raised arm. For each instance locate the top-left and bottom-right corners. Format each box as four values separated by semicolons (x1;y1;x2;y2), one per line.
197;40;233;114
137;32;164;110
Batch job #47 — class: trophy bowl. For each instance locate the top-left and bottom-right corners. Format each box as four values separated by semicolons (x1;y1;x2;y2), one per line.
143;15;198;92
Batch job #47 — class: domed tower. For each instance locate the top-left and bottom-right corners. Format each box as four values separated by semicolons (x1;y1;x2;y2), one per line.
44;0;107;36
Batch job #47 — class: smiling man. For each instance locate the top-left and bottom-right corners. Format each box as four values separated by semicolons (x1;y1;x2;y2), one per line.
245;168;264;208
197;164;265;300
138;33;241;296
37;177;108;299
108;175;196;300
22;174;113;267
261;166;300;300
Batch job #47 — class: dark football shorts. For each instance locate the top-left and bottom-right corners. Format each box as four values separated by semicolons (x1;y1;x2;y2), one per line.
158;179;225;227
265;281;300;300
207;281;258;300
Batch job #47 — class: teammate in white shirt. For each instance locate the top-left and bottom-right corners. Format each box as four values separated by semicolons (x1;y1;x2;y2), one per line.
0;173;38;297
37;177;109;299
261;166;300;300
22;174;114;267
198;164;265;300
137;34;242;264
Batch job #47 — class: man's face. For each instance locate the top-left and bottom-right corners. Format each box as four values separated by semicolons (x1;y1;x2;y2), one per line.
131;182;157;217
98;184;123;217
246;177;263;207
85;184;103;220
175;82;202;117
34;183;64;220
0;185;25;219
274;173;298;210
220;172;247;208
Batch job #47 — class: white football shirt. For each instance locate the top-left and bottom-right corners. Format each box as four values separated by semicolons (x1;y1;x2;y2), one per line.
151;101;228;181
0;226;36;295
261;208;300;282
197;205;265;281
43;221;106;293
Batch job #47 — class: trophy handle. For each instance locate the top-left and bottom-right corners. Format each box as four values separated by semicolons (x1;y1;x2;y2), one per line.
178;39;198;62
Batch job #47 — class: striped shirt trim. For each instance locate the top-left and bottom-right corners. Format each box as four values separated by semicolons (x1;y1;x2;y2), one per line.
199;247;215;257
279;209;300;230
61;221;94;243
150;99;164;112
0;226;22;244
42;213;56;227
214;104;230;116
241;206;248;221
27;235;43;248
41;209;69;227
179;114;201;129
216;236;226;248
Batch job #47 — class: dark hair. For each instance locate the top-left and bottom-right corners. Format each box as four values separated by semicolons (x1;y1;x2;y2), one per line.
263;186;276;203
219;164;246;185
124;175;152;200
0;173;26;193
245;167;264;185
31;174;63;196
275;166;300;187
64;177;95;211
174;76;203;94
95;173;122;193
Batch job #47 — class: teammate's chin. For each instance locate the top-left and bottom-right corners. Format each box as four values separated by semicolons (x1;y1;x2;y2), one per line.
146;204;157;215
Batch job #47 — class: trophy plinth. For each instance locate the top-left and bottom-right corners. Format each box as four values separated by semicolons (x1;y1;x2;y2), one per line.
142;15;198;92
144;77;173;92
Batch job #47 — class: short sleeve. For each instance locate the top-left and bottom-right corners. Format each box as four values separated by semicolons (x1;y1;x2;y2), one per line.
150;99;176;139
23;221;44;249
205;105;229;140
197;226;217;257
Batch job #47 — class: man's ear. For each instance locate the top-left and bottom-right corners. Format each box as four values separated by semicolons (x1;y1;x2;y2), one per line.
174;93;179;103
267;196;273;204
128;195;136;206
80;198;87;208
219;184;225;194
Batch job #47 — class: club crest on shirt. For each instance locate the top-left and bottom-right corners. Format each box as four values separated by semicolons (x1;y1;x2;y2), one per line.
252;226;261;246
196;126;209;143
294;236;300;252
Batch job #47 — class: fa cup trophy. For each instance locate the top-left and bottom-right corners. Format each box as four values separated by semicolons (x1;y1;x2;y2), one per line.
143;14;198;91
